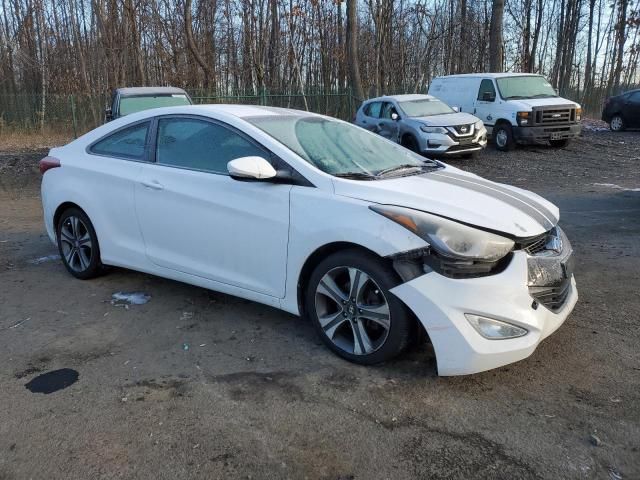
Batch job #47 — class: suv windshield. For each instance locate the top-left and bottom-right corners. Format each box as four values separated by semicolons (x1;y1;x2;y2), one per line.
247;115;436;177
120;94;191;116
496;76;557;100
399;98;454;117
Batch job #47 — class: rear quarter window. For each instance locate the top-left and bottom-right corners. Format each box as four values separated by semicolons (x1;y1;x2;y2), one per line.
89;121;150;160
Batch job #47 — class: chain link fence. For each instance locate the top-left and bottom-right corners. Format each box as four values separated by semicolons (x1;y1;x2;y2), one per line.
0;90;358;138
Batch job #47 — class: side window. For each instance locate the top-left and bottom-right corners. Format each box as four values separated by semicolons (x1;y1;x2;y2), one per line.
156;117;267;174
90;121;149;159
380;102;398;119
364;102;382;118
629;91;640;103
477;80;496;102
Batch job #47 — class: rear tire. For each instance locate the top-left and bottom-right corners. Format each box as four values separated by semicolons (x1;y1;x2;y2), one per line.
609;115;625;132
305;249;412;365
493;123;515;151
56;207;103;280
549;139;570;148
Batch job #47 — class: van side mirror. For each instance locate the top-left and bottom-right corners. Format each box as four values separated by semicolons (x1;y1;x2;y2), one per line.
452;106;460;112
105;107;113;121
228;156;277;181
482;92;495;102
391;112;399;121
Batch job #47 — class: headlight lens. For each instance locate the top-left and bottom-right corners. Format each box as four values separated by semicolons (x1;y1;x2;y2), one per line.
576;107;582;121
370;205;514;261
474;120;484;130
465;314;528;339
421;125;447;134
517;111;530;126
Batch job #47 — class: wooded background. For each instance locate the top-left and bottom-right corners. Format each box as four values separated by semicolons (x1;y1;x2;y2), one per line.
1;0;639;133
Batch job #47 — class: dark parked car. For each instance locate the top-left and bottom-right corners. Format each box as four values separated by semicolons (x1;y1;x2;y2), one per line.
105;87;193;121
602;89;640;131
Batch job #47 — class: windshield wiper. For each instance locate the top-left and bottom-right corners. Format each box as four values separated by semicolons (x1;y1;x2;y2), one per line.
530;93;558;98
376;162;440;178
334;171;377;180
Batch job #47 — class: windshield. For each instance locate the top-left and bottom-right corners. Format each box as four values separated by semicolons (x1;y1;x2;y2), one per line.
247;115;434;177
399;98;454;117
496;76;557;100
120;94;191;115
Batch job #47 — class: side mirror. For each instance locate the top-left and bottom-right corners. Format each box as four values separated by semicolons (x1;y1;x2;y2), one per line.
452;106;460;112
105;107;113;121
391;112;399;121
228;156;277;181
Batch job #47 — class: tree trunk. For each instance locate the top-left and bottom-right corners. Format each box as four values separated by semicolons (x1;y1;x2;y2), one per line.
489;0;504;71
346;0;364;99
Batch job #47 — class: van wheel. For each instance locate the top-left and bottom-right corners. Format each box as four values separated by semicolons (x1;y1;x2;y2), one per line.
401;135;420;153
494;124;514;151
305;249;412;365
549;139;570;148
609;115;625;132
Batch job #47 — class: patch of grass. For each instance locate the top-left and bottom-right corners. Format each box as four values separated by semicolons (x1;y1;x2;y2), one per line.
0;129;76;151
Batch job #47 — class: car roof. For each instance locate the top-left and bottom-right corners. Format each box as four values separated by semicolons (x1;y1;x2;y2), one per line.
364;94;435;103
435;73;544;80
116;86;190;96
114;104;322;120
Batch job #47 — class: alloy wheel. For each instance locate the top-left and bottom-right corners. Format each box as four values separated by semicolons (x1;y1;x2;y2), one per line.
59;215;93;272
610;116;623;131
314;266;391;355
496;129;508;148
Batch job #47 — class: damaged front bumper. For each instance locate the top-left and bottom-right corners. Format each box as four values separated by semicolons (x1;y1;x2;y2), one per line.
390;233;577;376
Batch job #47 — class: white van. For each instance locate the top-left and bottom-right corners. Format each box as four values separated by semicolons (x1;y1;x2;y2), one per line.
428;73;582;151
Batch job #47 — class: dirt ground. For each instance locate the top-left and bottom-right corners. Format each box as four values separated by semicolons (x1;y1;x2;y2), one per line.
0;128;639;479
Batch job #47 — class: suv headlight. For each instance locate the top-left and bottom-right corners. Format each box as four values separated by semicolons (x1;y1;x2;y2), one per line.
370;205;514;261
420;125;447;134
474;120;484;130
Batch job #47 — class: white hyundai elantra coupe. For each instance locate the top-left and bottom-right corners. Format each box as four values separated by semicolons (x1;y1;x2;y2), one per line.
40;105;577;375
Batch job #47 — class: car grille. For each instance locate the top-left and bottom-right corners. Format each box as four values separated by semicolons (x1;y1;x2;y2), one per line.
533;107;576;125
529;280;572;312
520;233;547;255
450;124;475;136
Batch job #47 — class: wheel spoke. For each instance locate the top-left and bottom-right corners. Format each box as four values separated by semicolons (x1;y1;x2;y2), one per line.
351;320;374;355
65;247;75;265
78;232;92;247
317;275;348;306
319;312;348;339
348;268;369;302
358;303;390;329
70;216;80;238
60;227;75;245
78;247;90;270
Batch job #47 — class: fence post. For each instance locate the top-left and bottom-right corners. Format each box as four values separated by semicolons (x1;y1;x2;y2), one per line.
70;94;78;139
261;86;267;106
347;87;353;121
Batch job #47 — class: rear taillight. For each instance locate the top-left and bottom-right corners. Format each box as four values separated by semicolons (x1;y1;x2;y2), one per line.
39;156;61;174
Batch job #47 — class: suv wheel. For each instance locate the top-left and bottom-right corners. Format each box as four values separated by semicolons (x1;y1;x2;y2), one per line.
305;249;412;365
494;124;515;151
610;115;625;132
401;135;420;153
56;208;103;279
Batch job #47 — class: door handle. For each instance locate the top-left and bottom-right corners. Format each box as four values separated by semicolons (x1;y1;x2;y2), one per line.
141;180;164;190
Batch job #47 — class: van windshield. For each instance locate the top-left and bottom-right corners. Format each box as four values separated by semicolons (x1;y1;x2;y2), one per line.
496;76;558;100
399;98;454;117
120;94;191;115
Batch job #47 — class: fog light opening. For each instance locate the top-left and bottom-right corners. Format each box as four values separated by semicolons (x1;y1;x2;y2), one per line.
465;314;528;340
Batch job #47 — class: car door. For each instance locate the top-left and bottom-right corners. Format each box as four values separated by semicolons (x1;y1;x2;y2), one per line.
474;79;497;132
377;102;400;142
134;115;291;298
625;91;640;127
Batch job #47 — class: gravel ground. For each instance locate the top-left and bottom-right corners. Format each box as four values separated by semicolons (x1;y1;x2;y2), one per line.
0;129;639;479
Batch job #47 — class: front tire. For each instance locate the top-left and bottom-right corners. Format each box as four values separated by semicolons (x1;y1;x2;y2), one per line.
305;249;412;365
56;208;103;279
401;134;420;153
609;115;625;132
494;123;515;151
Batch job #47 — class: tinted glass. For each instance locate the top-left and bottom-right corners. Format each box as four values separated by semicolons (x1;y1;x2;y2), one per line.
156;118;266;174
477;80;496;101
364;102;382;118
629;91;640;102
399;98;454;116
247;115;428;176
496;76;557;100
91;122;149;159
120;95;191;116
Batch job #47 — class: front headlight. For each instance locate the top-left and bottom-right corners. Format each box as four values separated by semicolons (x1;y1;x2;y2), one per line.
420;125;447;134
370;204;514;261
474;120;484;130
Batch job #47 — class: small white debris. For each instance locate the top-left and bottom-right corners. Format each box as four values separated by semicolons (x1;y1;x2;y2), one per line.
111;292;151;306
180;311;194;321
28;254;60;265
9;317;30;329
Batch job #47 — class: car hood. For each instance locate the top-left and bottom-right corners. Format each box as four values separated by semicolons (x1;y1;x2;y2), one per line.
411;112;479;127
333;166;559;237
506;96;580;110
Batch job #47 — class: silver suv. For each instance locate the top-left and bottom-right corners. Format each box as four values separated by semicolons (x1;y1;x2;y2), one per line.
355;94;487;157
